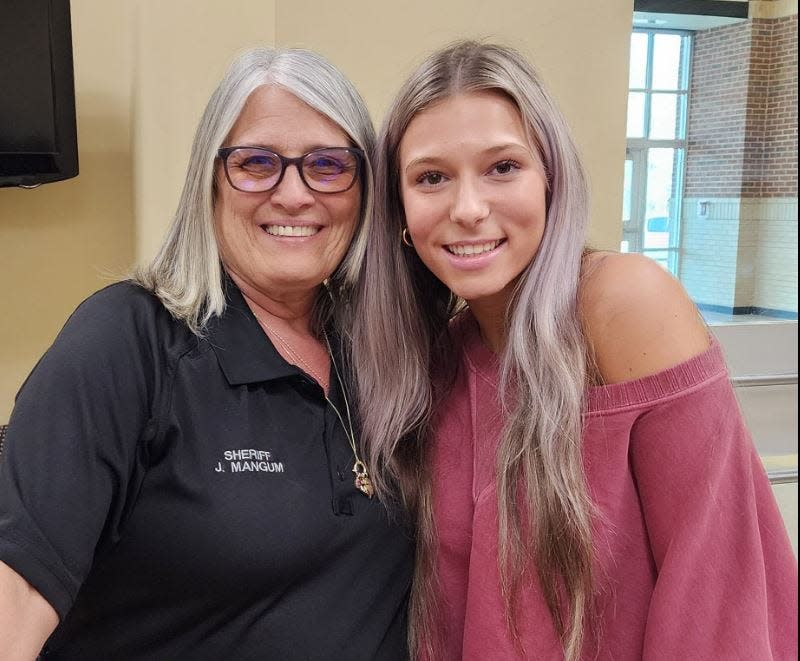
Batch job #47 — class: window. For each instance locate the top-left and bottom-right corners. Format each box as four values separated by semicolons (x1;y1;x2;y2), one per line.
623;30;691;274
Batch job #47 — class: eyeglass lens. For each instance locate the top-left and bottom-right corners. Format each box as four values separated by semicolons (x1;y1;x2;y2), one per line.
224;147;359;193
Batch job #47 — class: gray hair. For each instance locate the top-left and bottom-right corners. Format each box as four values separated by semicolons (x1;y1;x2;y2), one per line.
351;41;594;660
135;47;375;334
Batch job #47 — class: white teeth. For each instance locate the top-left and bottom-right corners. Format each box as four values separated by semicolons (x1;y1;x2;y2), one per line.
446;240;501;256
265;225;319;237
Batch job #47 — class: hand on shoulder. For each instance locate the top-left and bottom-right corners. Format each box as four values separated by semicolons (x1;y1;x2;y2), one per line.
579;251;710;385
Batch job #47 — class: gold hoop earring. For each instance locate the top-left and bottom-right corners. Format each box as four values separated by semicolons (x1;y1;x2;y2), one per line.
401;228;414;248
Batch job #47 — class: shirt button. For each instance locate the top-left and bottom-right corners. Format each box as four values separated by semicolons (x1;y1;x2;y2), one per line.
337;497;354;515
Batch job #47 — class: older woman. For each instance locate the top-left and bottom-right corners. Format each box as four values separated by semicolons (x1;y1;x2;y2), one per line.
0;48;412;660
352;41;797;660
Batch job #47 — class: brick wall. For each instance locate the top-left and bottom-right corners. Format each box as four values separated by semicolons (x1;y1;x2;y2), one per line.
685;16;797;198
680;198;741;308
759;15;798;197
752;198;798;311
743;20;772;197
684;22;752;198
680;14;797;315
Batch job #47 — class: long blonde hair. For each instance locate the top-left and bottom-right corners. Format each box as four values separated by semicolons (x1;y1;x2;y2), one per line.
134;47;375;335
351;41;594;660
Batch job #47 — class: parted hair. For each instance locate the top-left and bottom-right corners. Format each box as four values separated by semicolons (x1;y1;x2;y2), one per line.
134;47;375;335
351;41;595;660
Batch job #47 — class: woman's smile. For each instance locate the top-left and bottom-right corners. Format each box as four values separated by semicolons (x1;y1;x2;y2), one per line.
444;238;505;257
442;238;507;270
261;222;322;238
399;90;548;309
215;85;360;298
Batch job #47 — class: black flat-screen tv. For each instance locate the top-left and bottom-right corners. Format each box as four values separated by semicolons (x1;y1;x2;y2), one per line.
0;0;78;188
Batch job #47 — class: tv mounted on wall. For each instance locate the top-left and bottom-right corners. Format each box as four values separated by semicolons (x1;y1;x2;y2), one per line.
0;0;78;189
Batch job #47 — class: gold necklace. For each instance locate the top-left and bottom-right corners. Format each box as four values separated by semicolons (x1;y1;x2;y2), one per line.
255;315;373;498
322;330;374;498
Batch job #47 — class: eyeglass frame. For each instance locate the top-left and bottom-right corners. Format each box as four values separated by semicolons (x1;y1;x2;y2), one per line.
216;145;365;194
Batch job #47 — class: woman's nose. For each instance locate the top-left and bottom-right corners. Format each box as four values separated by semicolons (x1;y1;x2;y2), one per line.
449;178;489;226
270;164;316;210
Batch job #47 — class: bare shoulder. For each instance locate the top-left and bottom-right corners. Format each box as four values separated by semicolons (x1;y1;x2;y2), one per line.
579;251;710;385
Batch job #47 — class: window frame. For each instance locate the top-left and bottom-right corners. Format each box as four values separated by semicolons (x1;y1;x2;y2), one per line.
626;28;694;276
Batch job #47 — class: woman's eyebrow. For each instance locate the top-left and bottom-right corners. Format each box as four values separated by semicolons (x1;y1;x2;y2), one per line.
483;142;531;155
404;142;531;173
404;155;446;172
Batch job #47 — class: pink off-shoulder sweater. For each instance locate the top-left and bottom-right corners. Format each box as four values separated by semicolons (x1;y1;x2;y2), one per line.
429;314;797;660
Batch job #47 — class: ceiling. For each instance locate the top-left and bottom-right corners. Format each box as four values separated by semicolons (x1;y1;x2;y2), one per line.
633;11;749;30
633;0;750;31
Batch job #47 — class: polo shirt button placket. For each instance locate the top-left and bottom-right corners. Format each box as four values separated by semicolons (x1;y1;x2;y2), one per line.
336;496;354;515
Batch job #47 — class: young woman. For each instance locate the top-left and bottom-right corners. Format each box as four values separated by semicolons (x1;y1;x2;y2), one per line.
352;41;797;660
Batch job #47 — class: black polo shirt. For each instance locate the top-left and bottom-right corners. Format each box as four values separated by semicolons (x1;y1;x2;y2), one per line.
0;279;412;660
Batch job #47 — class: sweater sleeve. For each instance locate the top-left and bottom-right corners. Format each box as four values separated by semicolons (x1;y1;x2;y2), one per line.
628;352;797;660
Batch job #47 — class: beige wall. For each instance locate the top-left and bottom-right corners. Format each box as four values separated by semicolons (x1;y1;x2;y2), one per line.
134;0;277;262
0;1;136;421
750;0;799;19
274;0;632;251
0;0;633;419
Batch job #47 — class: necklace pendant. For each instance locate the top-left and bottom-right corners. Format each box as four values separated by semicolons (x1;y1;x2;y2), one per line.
352;460;374;498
